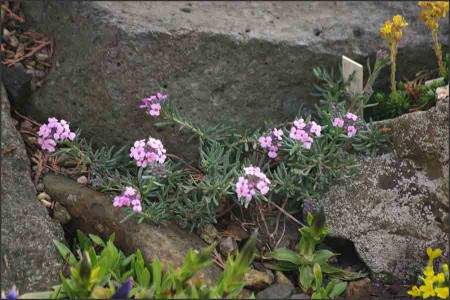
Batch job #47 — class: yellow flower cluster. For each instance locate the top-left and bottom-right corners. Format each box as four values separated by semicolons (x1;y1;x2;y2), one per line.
419;1;449;30
408;247;449;299
380;15;409;44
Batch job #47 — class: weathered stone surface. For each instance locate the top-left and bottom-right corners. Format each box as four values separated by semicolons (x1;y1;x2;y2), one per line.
321;101;449;283
19;1;448;160
256;271;295;299
345;278;371;299
43;173;221;281
243;268;274;290
0;63;32;109
219;236;238;257
1;83;65;293
256;282;296;299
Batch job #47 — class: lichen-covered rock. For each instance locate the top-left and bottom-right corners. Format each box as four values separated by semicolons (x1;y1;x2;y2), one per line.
321;101;449;283
1;83;65;293
43;173;221;281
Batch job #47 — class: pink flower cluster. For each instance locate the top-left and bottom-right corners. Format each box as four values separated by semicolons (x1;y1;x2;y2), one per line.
38;117;76;153
130;137;167;167
258;128;283;158
332;112;359;137
113;187;142;212
289;118;322;149
236;166;271;207
139;92;168;117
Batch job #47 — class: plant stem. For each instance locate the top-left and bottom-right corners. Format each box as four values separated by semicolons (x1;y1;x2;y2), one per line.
269;201;305;227
390;42;398;93
432;29;445;77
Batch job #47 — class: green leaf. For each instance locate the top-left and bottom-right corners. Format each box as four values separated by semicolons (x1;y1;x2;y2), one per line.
268;248;302;266
313;263;323;291
154;121;174;127
53;240;77;265
313;250;336;264
89;234;107;247
299;265;314;292
321;263;367;280
19;291;54;299
329;281;347;298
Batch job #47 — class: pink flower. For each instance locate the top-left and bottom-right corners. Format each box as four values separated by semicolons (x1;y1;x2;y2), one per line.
332;117;344;127
345;112;358;122
235;166;271;207
130;137;167;167
113;188;142;212
294;118;306;129
309;121;321;137
140;92;168;117
347;126;357;137
258;136;272;148
272;128;283;140
37;118;76;153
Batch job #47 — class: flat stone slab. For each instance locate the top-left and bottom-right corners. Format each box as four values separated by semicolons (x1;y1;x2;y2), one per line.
43;173;221;281
18;1;448;160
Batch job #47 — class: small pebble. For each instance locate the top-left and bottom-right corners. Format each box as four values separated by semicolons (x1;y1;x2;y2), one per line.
39;199;52;208
37;192;51;201
77;176;88;184
36;183;45;192
26;137;36;145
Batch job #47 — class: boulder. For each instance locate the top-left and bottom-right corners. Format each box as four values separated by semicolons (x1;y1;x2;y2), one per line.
0;63;32;109
0;83;65;293
43;173;221;281
19;1;448;160
321;98;449;283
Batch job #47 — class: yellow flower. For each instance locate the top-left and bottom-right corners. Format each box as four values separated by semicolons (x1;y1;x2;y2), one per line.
420;278;437;298
419;2;449;30
393;15;408;27
408;285;422;297
434;272;445;283
380;21;393;37
424;265;435;278
443;264;448;272
436;287;449;299
427;247;442;262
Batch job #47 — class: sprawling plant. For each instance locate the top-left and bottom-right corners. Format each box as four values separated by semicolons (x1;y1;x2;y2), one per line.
18;231;257;299
263;206;366;299
38;70;388;230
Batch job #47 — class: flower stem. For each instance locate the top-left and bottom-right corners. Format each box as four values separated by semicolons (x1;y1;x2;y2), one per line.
390;42;398;93
432;30;445;77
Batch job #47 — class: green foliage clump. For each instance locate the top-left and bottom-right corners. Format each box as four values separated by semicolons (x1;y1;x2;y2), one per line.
20;231;257;299
264;208;366;299
369;77;447;121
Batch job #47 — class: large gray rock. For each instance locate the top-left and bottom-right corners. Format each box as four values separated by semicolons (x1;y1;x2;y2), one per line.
43;173;221;281
19;1;448;160
0;83;65;293
321;98;449;283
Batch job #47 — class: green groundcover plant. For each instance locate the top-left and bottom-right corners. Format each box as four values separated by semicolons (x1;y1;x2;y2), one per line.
15;232;257;299
36;59;390;230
